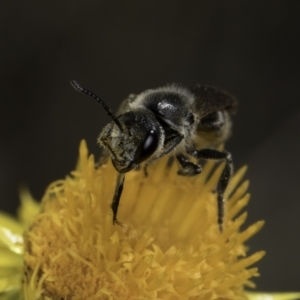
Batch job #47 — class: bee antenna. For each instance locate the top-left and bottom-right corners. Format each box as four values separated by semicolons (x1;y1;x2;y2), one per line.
70;80;123;130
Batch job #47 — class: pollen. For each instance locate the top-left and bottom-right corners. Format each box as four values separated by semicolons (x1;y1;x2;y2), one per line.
23;140;265;300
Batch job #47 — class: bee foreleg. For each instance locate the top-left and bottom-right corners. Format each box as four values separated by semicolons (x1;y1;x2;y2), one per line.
188;148;233;232
176;154;202;176
143;133;183;177
111;172;125;227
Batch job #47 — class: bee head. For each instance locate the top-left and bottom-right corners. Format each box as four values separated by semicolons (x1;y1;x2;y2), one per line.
99;111;160;173
70;80;161;173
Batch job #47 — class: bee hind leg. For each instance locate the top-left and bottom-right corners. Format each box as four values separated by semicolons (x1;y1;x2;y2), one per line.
188;148;233;232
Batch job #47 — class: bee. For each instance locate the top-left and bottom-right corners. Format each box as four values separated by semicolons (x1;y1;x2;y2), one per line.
70;80;238;232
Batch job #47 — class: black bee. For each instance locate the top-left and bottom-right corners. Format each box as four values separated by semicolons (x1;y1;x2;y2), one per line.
71;80;238;232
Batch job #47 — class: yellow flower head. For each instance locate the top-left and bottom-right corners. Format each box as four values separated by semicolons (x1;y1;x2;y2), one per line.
20;140;265;300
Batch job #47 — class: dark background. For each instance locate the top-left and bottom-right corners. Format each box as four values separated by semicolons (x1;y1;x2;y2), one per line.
1;0;299;291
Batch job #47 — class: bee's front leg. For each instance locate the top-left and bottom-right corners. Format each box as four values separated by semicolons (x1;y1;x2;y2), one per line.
143;133;184;177
188;148;233;232
111;172;125;227
176;154;202;176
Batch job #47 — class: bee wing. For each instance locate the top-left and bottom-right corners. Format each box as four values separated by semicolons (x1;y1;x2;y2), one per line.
190;84;238;118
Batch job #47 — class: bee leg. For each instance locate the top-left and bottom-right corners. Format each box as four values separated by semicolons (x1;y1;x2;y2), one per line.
189;148;233;232
143;133;184;177
176;154;202;176
143;165;149;177
111;172;125;227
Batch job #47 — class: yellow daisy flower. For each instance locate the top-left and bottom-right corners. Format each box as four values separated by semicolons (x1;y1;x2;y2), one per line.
0;140;298;299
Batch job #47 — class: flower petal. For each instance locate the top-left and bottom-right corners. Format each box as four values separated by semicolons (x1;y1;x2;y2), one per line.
0;290;21;300
18;188;40;227
0;214;23;255
246;291;300;300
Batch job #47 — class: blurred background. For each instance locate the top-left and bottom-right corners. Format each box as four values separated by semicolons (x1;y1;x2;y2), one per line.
1;0;299;292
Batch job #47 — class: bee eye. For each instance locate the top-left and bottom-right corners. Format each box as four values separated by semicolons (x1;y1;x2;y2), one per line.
135;130;158;164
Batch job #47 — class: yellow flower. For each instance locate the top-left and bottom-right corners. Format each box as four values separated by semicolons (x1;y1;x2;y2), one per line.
0;140;297;300
23;140;263;300
0;189;39;299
